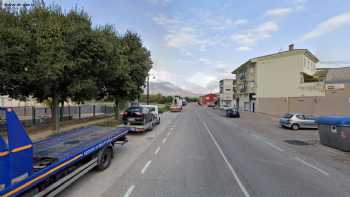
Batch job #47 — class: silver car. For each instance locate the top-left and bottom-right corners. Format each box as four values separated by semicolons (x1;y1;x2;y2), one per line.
279;113;318;130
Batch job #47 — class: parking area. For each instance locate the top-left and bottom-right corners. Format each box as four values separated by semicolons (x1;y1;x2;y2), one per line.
208;108;350;177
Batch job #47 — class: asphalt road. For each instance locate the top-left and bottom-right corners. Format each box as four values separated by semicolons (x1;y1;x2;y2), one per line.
61;104;350;197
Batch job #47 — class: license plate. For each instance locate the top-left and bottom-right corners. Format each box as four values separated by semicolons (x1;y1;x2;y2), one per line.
128;118;135;122
130;127;136;132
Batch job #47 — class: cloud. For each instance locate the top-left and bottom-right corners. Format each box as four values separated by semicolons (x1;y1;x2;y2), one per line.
256;21;279;33
187;72;216;89
153;15;204;49
233;19;248;26
265;0;307;18
145;0;171;5
150;69;216;94
165;33;201;48
236;46;252;51
153;14;247;50
151;58;236;94
231;34;256;46
199;57;211;65
265;8;293;17
231;21;279;49
214;62;232;73
300;11;350;41
204;17;247;30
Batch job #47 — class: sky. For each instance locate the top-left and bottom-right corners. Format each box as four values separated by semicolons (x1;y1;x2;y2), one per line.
40;0;350;94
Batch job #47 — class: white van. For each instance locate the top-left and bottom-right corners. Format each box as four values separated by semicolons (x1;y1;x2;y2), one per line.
141;105;160;125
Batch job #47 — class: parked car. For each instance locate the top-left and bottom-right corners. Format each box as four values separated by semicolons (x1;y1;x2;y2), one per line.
122;106;154;126
222;105;232;110
279;113;317;130
225;108;240;118
141;105;160;125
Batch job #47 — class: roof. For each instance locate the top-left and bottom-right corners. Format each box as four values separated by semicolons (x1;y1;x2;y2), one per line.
325;67;350;84
233;49;319;74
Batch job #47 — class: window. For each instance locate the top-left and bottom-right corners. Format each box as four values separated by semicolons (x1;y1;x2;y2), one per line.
127;107;142;113
283;113;293;118
304;115;314;120
296;115;305;120
147;107;155;112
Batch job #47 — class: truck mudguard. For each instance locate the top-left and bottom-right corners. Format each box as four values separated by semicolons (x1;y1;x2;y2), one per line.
0;108;33;190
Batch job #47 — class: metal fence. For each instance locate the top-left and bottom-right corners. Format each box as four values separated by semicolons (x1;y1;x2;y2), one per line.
0;104;116;128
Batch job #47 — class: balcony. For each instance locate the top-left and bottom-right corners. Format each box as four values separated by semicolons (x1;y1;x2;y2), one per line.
299;81;325;96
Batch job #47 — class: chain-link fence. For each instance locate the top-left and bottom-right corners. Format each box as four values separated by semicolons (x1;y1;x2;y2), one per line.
0;104;117;128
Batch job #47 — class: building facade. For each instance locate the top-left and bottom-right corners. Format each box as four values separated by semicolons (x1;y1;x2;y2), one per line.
233;45;323;113
219;79;236;109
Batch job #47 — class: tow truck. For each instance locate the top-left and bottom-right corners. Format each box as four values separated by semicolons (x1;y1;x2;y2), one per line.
0;107;128;197
170;96;183;112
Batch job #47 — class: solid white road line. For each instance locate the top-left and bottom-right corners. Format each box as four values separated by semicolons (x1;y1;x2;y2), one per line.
197;114;251;197
167;132;171;136
295;157;329;176
141;160;152;175
123;185;135;197
162;137;167;144
264;141;285;152
154;147;161;155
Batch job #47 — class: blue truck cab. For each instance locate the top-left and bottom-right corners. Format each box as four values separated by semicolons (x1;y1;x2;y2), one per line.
0;107;128;197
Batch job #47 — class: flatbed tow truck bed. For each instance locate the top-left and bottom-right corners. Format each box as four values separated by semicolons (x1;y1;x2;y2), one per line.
34;126;126;161
0;108;128;197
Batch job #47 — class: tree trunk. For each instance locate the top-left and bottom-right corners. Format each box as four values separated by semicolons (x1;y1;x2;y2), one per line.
60;100;64;121
51;94;60;134
114;98;119;120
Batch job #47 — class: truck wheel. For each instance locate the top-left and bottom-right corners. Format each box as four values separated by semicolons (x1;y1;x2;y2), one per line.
96;147;113;171
291;124;299;130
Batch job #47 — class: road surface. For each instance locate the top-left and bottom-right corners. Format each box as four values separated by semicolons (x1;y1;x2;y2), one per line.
60;104;350;197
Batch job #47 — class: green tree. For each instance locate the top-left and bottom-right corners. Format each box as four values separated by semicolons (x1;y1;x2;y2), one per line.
0;7;102;132
121;31;153;100
0;6;153;132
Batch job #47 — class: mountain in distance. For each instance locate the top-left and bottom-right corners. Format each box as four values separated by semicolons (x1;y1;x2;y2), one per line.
144;81;199;97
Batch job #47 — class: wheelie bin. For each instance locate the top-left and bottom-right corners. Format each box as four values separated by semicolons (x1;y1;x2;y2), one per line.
317;116;350;151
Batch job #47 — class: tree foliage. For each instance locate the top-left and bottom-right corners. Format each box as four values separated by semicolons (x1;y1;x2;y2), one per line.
0;6;152;132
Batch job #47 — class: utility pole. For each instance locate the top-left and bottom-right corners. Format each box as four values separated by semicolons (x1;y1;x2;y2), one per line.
147;76;150;105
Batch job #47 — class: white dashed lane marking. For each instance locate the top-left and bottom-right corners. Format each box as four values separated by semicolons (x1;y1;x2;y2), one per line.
154;147;160;155
295;157;329;176
141;160;152;175
123;185;135;197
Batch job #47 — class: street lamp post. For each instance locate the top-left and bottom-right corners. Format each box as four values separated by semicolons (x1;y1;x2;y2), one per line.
146;74;155;105
147;76;150;105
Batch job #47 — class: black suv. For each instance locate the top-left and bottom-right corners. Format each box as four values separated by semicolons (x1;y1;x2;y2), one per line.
225;108;240;118
122;106;153;125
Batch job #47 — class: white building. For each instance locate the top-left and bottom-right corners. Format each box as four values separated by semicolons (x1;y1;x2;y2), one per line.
219;79;235;109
